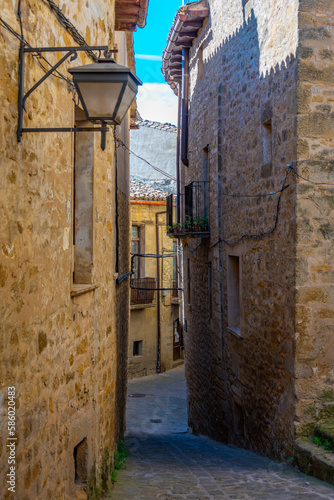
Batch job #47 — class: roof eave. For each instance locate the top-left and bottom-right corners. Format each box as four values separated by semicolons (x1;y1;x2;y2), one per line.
161;0;209;95
115;0;149;32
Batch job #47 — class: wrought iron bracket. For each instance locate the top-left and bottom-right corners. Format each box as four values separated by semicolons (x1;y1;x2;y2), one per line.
17;44;116;149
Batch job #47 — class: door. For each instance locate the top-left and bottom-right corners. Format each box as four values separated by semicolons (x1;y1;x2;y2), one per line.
173;319;181;361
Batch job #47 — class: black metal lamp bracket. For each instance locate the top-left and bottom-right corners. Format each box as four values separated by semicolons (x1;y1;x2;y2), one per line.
17;44;115;149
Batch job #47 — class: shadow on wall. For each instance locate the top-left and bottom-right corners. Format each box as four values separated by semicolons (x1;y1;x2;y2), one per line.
185;7;298;461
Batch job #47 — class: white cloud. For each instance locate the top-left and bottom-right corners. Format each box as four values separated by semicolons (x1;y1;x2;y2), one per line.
137;83;178;125
135;54;162;61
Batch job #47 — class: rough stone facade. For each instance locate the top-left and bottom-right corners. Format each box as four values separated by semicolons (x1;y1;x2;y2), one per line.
295;0;334;438
0;1;144;497
163;0;334;461
129;180;182;379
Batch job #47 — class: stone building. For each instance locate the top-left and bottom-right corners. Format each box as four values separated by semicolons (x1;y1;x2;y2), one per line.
129;179;182;379
130;120;178;193
0;0;147;498
163;0;334;463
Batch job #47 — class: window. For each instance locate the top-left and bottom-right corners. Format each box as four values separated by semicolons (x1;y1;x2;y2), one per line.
131;226;140;279
173;319;181;360
262;119;272;165
173;241;177;282
187;258;191;305
133;340;143;356
73;123;94;284
208;261;212;318
202;146;209;218
227;255;241;335
198;44;204;80
74;438;88;485
233;401;245;438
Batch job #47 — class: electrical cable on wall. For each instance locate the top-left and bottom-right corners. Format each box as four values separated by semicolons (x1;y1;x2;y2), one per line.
183;163;334;254
42;0;99;62
0;16;75;90
116;136;327;201
115;136;178;183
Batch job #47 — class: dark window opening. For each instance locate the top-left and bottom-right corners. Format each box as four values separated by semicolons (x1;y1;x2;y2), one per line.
198;44;204;79
74;438;88;485
173;319;181;360
133;340;143;356
208;262;212;318
233;401;245;438
227;255;240;334
187;258;191;305
262;119;272;165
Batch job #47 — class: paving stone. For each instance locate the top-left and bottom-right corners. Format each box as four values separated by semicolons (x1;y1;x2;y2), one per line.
103;367;334;499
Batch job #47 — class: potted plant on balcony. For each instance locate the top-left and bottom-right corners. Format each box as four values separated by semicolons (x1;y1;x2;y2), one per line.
199;216;209;232
183;216;193;233
167;223;183;235
188;216;209;233
173;223;183;234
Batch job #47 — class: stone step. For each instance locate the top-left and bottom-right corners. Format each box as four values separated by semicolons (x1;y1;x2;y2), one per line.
294;436;334;486
315;421;334;444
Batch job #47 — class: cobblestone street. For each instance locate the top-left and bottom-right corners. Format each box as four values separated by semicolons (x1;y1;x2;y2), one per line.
106;366;334;499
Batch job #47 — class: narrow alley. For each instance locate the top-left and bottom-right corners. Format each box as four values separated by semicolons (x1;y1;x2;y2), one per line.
106;367;334;499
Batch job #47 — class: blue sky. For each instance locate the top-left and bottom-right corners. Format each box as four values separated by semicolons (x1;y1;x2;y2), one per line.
133;1;182;124
134;0;183;84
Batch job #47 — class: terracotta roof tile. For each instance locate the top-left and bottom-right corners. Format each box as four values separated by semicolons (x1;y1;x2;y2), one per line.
137;120;177;133
130;179;171;201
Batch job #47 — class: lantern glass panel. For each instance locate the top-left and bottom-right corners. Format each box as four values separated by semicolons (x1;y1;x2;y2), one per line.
78;82;124;119
114;85;136;123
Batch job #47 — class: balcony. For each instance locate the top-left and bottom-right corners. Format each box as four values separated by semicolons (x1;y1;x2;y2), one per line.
131;277;156;306
166;181;210;238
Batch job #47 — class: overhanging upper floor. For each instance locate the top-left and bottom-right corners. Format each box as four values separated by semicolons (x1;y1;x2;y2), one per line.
115;0;149;31
162;0;209;95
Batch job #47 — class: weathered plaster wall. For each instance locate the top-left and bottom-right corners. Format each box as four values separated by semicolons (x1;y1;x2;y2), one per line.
295;0;334;436
184;0;299;459
130;124;177;193
129;202;180;379
0;1;130;497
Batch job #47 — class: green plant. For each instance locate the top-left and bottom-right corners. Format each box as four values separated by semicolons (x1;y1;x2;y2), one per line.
114;440;129;470
199;216;208;231
110;441;129;485
325;439;333;451
182;215;209;233
111;470;118;483
314;436;324;446
167;222;183;233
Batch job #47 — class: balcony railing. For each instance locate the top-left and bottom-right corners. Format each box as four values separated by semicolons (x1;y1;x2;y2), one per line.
166;181;210;238
131;277;156;305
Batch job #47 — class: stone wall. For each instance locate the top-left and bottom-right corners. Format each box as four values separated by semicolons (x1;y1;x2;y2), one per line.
295;0;334;436
183;0;299;459
0;1;131;497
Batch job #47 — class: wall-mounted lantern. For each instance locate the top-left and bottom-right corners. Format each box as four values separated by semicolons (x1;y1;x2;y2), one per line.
68;59;141;125
17;45;142;149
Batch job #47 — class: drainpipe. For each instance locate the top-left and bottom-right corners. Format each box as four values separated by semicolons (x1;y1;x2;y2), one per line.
176;83;182;225
181;48;189;167
156;211;165;374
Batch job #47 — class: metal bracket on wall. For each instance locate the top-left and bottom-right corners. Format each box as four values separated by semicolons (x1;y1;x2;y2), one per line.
17;44;117;149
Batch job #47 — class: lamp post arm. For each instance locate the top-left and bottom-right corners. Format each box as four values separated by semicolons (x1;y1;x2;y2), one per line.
17;44;110;142
22;49;77;108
